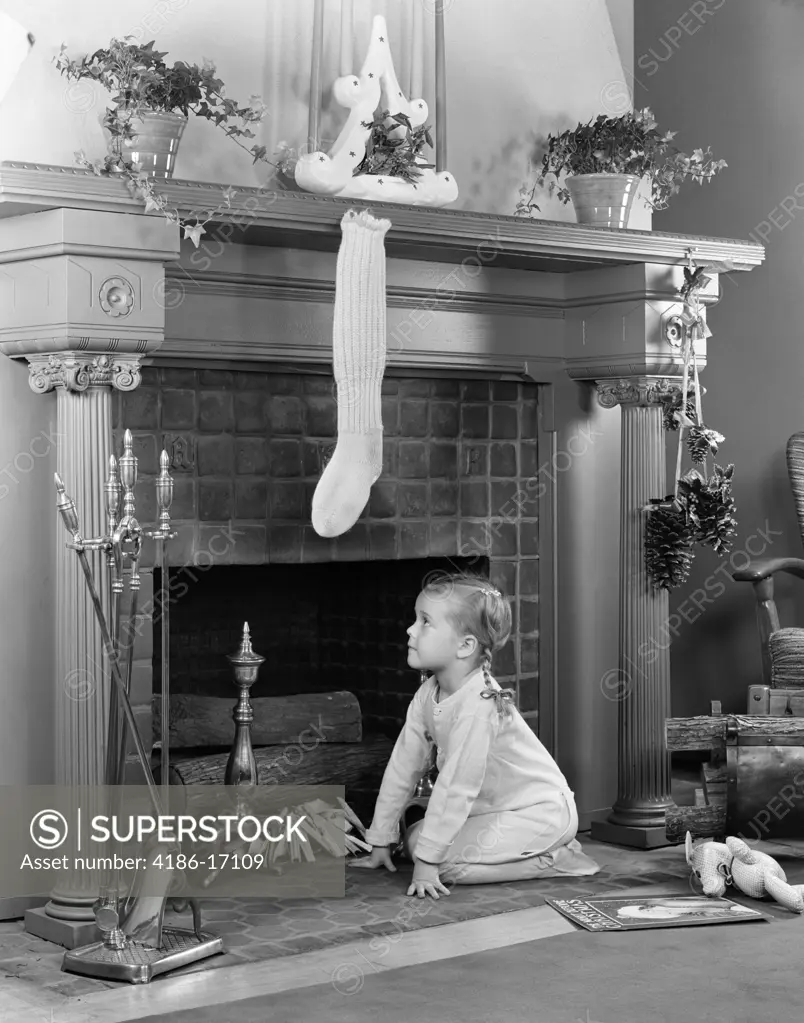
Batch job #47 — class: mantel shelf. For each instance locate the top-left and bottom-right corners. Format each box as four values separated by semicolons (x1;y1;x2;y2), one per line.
0;161;764;275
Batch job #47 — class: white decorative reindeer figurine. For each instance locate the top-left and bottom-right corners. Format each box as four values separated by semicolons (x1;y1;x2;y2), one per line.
295;15;458;207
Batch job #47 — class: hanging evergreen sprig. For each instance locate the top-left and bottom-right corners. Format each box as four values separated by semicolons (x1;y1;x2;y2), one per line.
644;258;738;590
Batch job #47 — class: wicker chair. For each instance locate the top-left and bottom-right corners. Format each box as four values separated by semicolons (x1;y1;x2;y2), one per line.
733;432;804;697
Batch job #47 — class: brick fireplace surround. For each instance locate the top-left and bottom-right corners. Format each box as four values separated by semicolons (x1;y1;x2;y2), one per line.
116;369;540;743
0;164;765;932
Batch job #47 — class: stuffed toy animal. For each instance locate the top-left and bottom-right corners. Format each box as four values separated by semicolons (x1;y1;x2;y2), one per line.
685;831;804;913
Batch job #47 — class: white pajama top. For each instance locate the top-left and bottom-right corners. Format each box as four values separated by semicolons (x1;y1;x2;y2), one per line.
365;668;573;864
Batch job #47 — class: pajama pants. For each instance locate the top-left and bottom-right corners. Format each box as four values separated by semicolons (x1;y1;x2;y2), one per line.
404;790;600;884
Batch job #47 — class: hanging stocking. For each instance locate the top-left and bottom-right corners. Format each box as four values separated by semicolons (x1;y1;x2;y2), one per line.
311;208;392;538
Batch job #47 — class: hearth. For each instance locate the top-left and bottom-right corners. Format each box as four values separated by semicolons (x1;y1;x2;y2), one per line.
153;555;488;739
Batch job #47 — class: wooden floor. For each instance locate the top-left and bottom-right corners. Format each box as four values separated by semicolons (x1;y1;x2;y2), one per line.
0;836;695;1023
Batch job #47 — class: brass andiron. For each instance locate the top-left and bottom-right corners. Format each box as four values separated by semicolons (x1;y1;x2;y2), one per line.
225;623;265;789
56;429;223;984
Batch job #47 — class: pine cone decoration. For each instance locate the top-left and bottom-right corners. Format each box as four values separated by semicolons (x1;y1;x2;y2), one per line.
687;425;726;464
645;506;696;590
677;464;737;555
661;388;698;431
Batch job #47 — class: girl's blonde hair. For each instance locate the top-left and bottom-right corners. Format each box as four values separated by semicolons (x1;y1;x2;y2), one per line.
421;571;512;671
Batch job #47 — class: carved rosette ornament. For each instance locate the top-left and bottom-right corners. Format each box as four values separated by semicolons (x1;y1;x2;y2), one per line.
596;377;683;409
27;353;142;394
99;277;135;318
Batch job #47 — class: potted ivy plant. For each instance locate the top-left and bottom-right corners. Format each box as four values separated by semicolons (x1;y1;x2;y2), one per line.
54;36;269;178
516;107;727;229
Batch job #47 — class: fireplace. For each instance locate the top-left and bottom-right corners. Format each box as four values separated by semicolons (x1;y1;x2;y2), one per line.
116;365;541;756
153;556;489;739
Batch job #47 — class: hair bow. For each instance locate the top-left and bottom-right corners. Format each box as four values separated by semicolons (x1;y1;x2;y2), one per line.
480;682;516;718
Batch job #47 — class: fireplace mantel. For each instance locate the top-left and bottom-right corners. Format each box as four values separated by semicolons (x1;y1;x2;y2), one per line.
0;160;767;845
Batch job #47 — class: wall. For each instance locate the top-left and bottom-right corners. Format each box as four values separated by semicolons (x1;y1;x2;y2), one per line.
634;0;797;715
0;0;632;216
0;356;56;784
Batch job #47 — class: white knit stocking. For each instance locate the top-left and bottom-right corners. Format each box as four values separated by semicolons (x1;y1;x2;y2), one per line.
312;209;392;538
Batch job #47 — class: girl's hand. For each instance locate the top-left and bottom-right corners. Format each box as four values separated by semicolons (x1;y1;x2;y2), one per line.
407;858;450;899
351;846;397;872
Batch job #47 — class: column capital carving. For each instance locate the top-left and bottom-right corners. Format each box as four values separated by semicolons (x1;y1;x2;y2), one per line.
27;352;142;394
596;376;683;410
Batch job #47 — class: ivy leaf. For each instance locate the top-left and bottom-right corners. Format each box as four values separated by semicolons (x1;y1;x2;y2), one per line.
183;223;206;247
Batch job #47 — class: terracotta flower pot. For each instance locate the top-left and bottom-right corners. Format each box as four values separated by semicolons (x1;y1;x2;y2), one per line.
565;173;641;229
108;110;188;178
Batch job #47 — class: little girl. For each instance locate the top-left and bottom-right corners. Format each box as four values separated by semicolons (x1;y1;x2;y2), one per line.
354;572;599;899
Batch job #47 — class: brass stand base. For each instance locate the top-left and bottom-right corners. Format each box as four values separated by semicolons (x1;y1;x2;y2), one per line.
25;906;100;949
61;927;224;984
591;820;673;849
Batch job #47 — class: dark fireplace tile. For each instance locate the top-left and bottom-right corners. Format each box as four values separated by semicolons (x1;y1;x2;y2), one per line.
491;404;518;439
235;479;268;520
269;439;302;477
461;381;490;401
301;525;338;561
399;482;428;518
429;442;458;479
228;525;267;564
460;520;491;557
235;438;269;475
491;480;519;518
369;481;397;518
131;432;159;474
233;392;267;433
491;442;517;477
164;522;196;566
460;481;489;518
198;481;233;521
381;397;399;435
398;379;431;398
493;521;517;557
518;676;539;714
520;638;540;674
460;443;485;478
197;436;234;475
430;481;458;516
269;395;305;434
306;397;337;437
303;439;328;476
432;379;459;398
382;440;398;477
234;370;270;390
269;524;303;562
519;599;539;635
490;560;516;596
334;524;369;560
398;441;428;479
492;381;519;401
266;374;302;395
170;477;196;520
521;400;539;439
160;368;196;387
199;369;234;387
381;379;399;394
121;387;158;430
198;524;235;565
428;519;457;556
461;404;490;438
430;402;459;438
133;481;156;524
368;523;397;559
399;522;429;559
519;521;539;556
520;441;538;478
270;481;305;519
303;376;335;395
519;559;539;597
495;640;516;676
198;391;234;432
161;389;197;429
399;401;428;437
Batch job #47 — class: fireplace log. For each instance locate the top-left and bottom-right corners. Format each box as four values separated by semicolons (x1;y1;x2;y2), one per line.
152;691;362;749
665;803;727;843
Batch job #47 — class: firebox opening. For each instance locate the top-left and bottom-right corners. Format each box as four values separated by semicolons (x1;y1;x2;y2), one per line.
153;556;489;744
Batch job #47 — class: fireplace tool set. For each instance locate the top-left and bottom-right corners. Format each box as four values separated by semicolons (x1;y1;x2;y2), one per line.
54;429;223;983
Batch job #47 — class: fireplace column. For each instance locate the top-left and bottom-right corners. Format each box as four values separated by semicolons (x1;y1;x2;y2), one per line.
23;353;144;943
591;376;679;849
